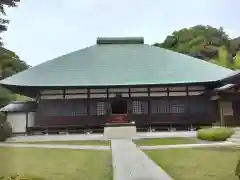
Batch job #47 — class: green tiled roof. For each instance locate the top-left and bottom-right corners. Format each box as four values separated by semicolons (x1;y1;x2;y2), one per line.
0;37;234;87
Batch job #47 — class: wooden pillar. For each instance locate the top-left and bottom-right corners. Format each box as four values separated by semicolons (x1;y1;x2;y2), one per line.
87;88;90;116
147;87;151;129
186;86;192;129
218;100;224;126
63;89;66;99
3;112;7;124
25;112;29;135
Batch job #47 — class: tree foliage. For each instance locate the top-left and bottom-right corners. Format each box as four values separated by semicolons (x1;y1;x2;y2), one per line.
154;25;240;69
0;1;28;109
0;47;29;107
234;52;240;70
155;25;230;59
0;0;20;45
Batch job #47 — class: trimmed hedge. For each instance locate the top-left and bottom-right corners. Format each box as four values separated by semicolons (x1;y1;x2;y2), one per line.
0;121;13;141
197;127;234;141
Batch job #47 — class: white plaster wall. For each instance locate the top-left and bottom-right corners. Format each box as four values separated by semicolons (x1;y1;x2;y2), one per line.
7;113;26;133
27;112;35;127
221;102;233;116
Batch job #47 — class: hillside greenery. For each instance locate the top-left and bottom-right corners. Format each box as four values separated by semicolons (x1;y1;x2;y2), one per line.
0;1;30;109
154;25;240;70
0;47;29;107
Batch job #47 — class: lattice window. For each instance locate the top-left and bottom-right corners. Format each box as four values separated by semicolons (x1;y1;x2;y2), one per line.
151;100;169;114
132;100;148;114
90;101;107;116
96;102;106;116
151;100;185;114
170;103;185;113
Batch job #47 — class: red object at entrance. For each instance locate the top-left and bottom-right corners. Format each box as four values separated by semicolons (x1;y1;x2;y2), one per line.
108;114;130;124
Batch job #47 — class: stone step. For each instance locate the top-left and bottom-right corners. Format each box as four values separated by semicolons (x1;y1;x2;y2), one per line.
228;138;240;143
104;126;137;139
231;134;240;138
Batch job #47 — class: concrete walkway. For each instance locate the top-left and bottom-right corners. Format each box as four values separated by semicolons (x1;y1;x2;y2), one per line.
140;141;235;150
7;131;197;142
1;140;235;151
7;133;107;142
111;139;173;180
0;143;110;150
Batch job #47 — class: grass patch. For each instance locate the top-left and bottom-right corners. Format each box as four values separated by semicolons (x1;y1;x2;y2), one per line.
10;140;110;146
145;147;240;180
0;147;112;180
134;137;197;146
197;127;234;141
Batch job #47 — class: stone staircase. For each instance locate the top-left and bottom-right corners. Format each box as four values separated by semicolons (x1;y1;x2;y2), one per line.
227;127;240;144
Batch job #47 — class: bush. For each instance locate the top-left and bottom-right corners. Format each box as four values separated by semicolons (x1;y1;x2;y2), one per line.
197;127;234;141
0;174;46;180
0;121;13;141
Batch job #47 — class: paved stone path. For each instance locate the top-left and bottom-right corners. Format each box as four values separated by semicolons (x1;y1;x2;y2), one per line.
1;140;235;151
0;143;110;150
7;131;196;142
140;141;235;150
111;139;173;180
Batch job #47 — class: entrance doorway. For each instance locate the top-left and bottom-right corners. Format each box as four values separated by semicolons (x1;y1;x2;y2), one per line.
111;98;127;114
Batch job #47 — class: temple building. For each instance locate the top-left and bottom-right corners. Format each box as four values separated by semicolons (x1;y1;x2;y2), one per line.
0;37;240;135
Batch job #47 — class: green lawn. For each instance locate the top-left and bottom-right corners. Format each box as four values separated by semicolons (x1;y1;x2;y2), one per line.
11;140;110;146
145;147;240;180
134;137;197;146
0;147;112;180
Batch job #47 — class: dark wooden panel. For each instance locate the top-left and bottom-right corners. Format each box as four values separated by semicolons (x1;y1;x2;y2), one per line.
220;92;240;101
34;95;219;127
35;116;89;126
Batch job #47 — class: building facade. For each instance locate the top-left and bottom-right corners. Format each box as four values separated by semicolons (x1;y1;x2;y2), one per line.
0;37;239;134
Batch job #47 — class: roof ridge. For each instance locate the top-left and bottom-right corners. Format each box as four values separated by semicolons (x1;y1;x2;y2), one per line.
151;45;234;72
97;37;144;44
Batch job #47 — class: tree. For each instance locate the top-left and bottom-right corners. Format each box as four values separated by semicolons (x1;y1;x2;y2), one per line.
234;51;240;69
0;47;29;79
154;25;230;60
218;45;230;68
0;0;20;45
0;47;29;107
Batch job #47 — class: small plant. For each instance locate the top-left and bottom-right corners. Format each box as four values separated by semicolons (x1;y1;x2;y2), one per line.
197;127;234;141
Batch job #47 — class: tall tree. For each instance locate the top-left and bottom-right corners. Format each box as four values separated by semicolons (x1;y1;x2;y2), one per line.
0;47;29;107
234;52;240;69
154;25;230;61
0;47;28;79
218;45;230;68
0;0;20;45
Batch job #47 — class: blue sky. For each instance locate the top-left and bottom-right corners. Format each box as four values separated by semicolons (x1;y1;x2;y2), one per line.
2;0;239;66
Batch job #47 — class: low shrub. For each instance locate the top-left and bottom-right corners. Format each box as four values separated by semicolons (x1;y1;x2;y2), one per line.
0;121;13;141
0;174;46;180
197;127;234;141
